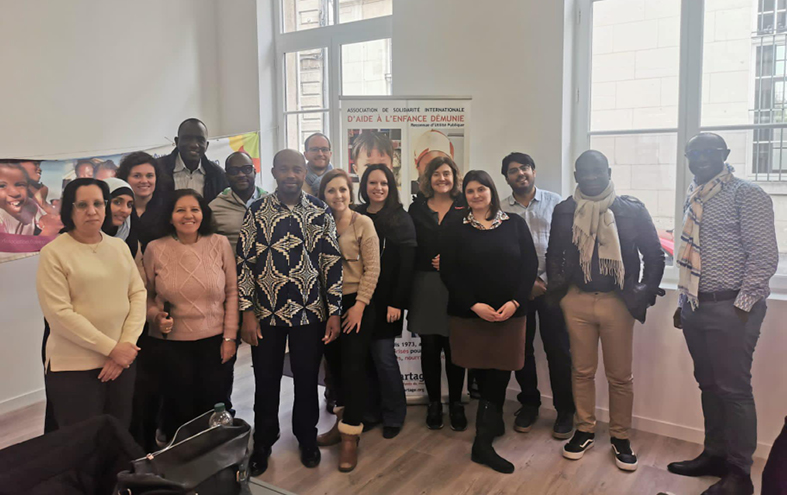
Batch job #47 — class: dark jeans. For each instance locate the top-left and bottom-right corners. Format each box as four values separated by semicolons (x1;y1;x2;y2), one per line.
251;321;325;449
129;331;165;451
473;368;511;408
323;293;375;426
420;334;465;404
45;363;136;429
160;335;233;439
365;338;407;428
681;298;766;473
514;295;575;413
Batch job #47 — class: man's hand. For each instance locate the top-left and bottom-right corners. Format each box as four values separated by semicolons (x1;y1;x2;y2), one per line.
387;307;402;323
221;340;237;364
241;311;262;346
98;359;124;382
431;255;440;271
156;311;174;335
735;307;750;324
471;303;500;323
496;301;518;322
530;278;547;300
673;307;682;329
342;302;366;333
109;342;140;368
323;315;341;344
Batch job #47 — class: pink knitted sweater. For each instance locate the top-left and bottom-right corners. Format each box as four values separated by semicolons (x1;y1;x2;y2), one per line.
144;234;239;341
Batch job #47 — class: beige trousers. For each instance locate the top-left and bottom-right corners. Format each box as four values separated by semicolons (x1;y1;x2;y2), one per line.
560;285;635;439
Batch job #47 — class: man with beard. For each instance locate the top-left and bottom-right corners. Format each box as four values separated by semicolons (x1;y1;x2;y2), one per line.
303;133;333;197
500;152;575;440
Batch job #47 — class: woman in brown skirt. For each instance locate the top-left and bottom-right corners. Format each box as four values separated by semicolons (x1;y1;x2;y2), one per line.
440;170;538;474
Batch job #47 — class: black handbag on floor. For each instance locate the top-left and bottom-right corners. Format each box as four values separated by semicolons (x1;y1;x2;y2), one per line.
116;410;252;495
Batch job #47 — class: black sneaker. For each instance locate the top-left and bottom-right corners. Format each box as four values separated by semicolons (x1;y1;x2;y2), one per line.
553;411;574;440
426;402;443;430
299;444;321;468
249;445;272;477
513;405;538;433
610;437;638;471
449;402;468;431
382;426;401;439
562;430;595;460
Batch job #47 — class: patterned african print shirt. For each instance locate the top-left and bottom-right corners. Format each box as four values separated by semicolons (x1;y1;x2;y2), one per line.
237;191;343;327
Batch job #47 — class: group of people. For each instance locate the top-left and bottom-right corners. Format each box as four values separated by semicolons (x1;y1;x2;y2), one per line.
34;118;777;495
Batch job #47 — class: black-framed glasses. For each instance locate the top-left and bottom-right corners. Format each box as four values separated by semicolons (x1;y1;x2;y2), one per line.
685;148;727;161
73;200;108;211
226;165;255;176
307;147;331;153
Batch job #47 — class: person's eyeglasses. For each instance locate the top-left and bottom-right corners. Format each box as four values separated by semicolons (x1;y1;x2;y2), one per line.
507;164;533;175
685;148;727;161
307;147;331;153
73;200;108;211
226;165;255;176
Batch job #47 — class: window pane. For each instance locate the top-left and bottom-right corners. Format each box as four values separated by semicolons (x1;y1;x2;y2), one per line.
590;133;677;265
285;49;328;112
341;38;392;96
282;0;334;33
338;0;392;24
590;0;681;132
286;112;327;151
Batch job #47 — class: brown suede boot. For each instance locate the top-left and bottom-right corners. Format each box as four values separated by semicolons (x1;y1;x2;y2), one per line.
338;421;363;472
317;406;343;447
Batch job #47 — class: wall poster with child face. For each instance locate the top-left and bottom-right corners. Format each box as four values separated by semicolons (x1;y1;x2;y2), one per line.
340;97;472;403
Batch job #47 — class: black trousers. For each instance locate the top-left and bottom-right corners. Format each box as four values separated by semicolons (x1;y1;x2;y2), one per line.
251;321;325;449
420;334;465;404
473;368;510;408
323;293;375;426
45;363;136;429
514;295;575;413
129;330;166;451
160;335;233;439
41;320;58;434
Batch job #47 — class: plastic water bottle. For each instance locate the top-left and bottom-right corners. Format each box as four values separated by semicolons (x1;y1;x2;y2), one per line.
208;403;233;427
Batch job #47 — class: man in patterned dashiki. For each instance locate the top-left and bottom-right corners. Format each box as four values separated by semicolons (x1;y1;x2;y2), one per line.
237;149;343;476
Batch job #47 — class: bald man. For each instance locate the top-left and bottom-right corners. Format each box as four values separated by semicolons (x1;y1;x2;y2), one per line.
237;149;343;476
546;150;664;472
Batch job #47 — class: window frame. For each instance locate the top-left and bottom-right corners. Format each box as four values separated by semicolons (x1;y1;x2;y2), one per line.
274;1;393;154
574;0;787;289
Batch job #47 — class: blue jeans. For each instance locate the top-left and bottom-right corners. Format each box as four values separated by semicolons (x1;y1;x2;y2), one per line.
365;338;407;427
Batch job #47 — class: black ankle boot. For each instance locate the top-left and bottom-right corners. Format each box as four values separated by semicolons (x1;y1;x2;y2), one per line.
470;400;514;474
701;465;753;495
426;401;443;430
668;451;729;478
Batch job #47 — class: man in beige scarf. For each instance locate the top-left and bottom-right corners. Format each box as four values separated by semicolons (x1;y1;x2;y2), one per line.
546;150;665;473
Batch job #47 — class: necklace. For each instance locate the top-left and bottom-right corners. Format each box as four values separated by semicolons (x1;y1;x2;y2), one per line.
172;233;200;244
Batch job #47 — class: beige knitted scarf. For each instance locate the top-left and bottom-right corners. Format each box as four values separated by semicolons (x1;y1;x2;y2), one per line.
572;182;624;288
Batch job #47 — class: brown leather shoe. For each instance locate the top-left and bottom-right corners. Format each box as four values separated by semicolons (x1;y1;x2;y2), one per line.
317;406;343;447
338;421;363;472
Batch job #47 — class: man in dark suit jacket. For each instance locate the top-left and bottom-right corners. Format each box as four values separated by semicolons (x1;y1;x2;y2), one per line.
157;118;228;203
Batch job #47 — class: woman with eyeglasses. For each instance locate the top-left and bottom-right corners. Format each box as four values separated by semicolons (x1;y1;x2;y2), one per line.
408;156;468;432
143;189;238;442
314;169;380;472
440;170;538;474
355;164;416;440
36;178;146;428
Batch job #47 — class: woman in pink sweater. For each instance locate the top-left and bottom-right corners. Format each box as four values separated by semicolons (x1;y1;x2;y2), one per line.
143;189;239;440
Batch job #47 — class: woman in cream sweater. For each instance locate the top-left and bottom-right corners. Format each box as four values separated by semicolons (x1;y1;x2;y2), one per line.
37;178;146;428
143;189;238;440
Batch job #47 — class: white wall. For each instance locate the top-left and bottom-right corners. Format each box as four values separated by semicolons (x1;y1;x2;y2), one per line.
393;0;787;459
0;0;266;413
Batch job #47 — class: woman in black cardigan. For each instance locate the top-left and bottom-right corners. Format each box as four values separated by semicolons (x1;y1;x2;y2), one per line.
356;164;416;439
441;170;538;474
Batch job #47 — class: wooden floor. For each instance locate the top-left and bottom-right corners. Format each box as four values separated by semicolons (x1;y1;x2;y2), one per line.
0;345;765;495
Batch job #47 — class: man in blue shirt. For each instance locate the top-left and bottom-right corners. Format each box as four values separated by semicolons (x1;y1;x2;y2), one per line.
500;152;575;440
237;149;342;476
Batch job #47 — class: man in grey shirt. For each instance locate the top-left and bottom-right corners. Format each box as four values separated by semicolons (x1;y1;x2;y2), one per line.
500;152;575;439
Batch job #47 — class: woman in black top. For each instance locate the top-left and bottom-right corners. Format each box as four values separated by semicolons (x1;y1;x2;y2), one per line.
355;164;416;439
441;170;538;474
408;156;467;431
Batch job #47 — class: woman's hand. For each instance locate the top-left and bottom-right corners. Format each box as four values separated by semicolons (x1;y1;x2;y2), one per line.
98;359;124;382
156;311;174;335
471;303;500;322
109;341;140;368
342;302;366;333
431;255;440;271
387;307;402;323
496;301;518;322
221;339;237;364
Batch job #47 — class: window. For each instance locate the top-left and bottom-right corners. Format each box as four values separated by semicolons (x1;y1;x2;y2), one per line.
276;0;392;156
578;0;786;277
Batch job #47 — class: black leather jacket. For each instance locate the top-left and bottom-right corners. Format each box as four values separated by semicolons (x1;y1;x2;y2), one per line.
545;195;665;323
